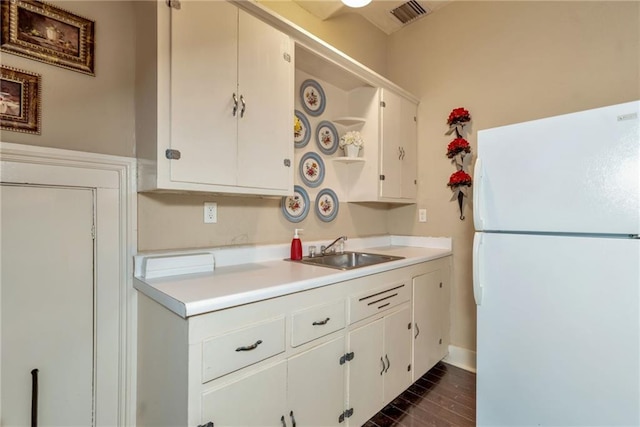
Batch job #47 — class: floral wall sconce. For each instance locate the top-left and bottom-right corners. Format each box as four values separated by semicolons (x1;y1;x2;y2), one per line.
445;108;473;220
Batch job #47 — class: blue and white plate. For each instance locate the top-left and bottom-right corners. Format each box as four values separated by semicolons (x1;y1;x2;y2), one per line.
294;110;311;148
315;188;339;222
300;79;326;117
281;185;310;223
299;151;325;188
315;121;339;155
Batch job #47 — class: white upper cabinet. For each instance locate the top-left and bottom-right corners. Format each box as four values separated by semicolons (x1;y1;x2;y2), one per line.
380;89;418;201
135;0;294;195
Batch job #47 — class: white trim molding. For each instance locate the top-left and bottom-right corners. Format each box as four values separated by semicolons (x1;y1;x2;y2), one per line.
0;142;137;426
444;345;477;373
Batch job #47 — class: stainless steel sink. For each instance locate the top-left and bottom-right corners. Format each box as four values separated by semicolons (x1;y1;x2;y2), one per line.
292;251;404;270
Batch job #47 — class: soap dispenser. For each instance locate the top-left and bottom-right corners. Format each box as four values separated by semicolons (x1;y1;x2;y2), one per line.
290;228;303;260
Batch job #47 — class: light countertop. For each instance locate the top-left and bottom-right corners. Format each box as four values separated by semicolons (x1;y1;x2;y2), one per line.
134;235;452;318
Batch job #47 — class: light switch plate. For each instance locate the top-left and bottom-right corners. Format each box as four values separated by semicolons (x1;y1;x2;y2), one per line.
204;202;217;223
418;209;427;222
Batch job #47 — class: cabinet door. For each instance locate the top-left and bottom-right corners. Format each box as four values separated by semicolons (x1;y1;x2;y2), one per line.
347;319;384;427
288;336;346;427
383;306;412;403
412;270;447;380
170;1;238;186
379;89;403;199
202;361;287;427
400;98;418;199
237;10;293;191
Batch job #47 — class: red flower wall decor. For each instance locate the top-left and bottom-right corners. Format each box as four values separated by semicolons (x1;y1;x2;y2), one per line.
445;107;473;220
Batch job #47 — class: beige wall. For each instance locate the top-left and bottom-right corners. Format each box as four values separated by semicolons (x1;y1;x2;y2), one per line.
0;1;135;157
386;1;640;352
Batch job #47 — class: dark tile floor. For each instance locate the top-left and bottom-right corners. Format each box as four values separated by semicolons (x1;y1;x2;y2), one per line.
364;362;476;427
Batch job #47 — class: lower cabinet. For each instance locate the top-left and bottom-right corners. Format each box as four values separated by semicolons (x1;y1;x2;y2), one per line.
136;258;452;427
288;336;346;426
202;336;345;427
347;306;412;426
412;264;451;380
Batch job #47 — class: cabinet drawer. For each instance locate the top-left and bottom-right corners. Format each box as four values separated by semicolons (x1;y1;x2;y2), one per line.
202;316;285;383
291;300;345;347
349;282;410;324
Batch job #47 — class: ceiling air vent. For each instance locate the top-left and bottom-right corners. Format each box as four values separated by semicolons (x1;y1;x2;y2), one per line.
390;0;429;25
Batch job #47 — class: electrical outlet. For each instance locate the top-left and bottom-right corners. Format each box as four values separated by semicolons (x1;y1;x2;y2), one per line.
204;202;217;224
418;209;427;223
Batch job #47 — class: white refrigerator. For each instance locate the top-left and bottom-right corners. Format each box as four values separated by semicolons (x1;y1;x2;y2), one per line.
473;100;640;426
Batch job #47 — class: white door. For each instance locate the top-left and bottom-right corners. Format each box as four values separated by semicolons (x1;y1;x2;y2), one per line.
236;9;293;191
346;319;383;427
475;100;639;234
400;98;417;200
1;184;95;426
288;336;345;427
475;232;640;426
379;89;402;199
412;270;443;379
201;361;287;427
170;0;238;186
382;306;412;403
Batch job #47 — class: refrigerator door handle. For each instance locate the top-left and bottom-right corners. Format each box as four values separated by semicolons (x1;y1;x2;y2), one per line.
473;158;484;231
473;232;484;306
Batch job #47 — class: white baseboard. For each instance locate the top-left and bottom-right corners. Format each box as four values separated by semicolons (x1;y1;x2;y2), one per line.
444;345;476;373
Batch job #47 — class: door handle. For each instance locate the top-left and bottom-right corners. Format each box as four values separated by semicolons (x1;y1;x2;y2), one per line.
240;95;246;118
414;323;420;339
312;317;330;326
232;93;238;117
473;232;484;306
380;357;385;375
31;368;38;427
235;340;262;352
473;158;484;230
384;355;390;373
290;411;296;427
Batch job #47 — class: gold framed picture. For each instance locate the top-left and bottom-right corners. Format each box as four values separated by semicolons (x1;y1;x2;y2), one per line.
1;65;41;135
1;0;95;75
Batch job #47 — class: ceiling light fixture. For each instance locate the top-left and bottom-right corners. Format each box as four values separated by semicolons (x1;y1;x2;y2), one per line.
341;0;372;8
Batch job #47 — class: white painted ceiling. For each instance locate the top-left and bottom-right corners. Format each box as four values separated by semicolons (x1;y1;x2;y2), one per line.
292;0;451;35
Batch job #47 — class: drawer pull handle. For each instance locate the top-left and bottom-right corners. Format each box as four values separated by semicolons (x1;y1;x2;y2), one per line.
281;415;286;427
385;355;390;373
290;410;297;427
380;357;385;375
414;323;420;339
312;317;330;326
235;340;263;352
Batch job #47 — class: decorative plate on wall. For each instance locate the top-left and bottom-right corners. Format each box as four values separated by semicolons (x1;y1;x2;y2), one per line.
315;121;339;155
294;110;311;148
281;185;310;223
299;151;325;188
315;188;339;222
300;79;326;117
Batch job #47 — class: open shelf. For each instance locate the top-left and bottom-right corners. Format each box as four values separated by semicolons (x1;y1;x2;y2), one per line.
333;157;366;164
333;117;366;127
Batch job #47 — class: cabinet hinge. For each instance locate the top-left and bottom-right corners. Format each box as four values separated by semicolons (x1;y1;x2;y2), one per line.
380;101;386;108
414;179;417;185
165;149;181;160
414;116;417;122
339;352;354;365
166;0;181;9
379;174;385;181
439;338;443;344
408;364;411;372
407;322;411;330
338;408;354;423
283;158;291;167
439;282;443;288
283;53;291;63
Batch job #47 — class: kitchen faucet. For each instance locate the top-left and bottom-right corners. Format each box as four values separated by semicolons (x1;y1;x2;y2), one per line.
321;236;347;255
